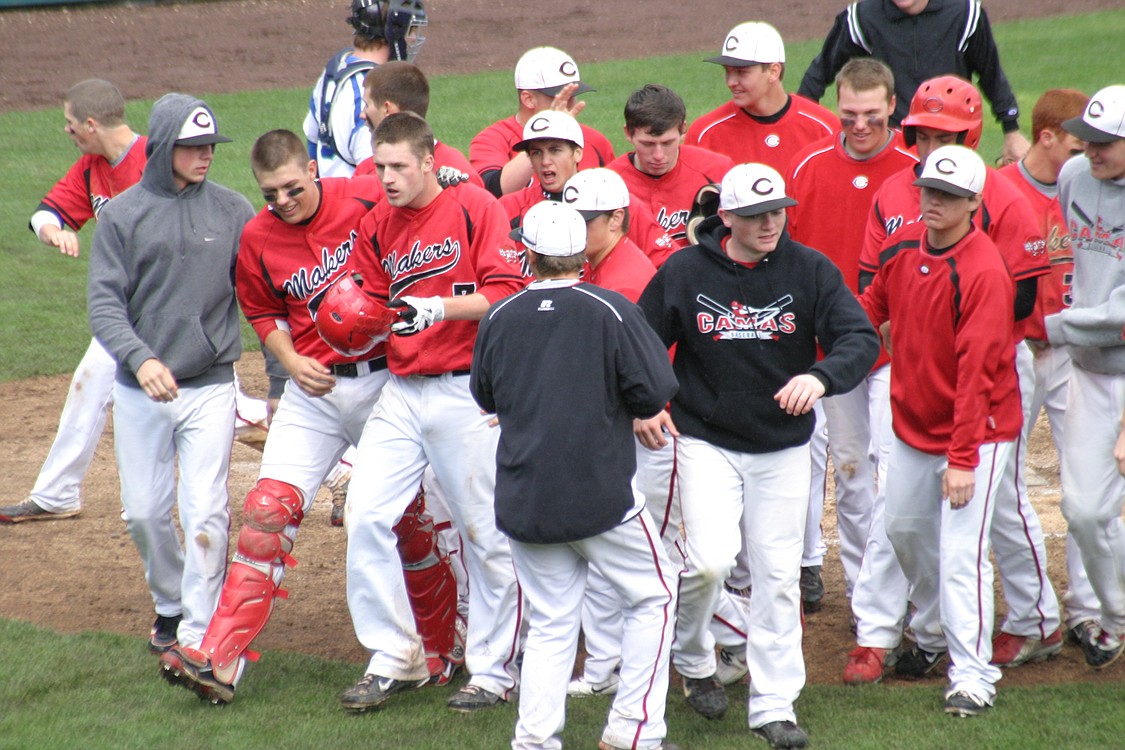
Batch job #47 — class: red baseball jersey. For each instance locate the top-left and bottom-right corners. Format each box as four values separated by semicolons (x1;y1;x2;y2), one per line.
469;116;616;185
236;176;384;365
351;182;525;375
684;95;839;174
583;235;656;304
999;161;1073;341
354;140;485;190
609;145;735;263
36;136;147;230
500;184;671;275
859;223;1021;470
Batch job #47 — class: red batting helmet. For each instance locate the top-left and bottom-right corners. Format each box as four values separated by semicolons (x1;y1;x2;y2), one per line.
314;274;396;357
902;76;983;150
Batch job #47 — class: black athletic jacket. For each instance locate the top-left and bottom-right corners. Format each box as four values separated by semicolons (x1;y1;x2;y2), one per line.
638;215;879;455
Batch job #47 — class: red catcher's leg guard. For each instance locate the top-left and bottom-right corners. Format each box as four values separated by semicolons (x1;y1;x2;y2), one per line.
199;563;276;674
394;486;462;682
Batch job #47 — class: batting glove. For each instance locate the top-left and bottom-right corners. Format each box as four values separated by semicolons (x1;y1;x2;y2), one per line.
388;295;445;336
436;166;470;189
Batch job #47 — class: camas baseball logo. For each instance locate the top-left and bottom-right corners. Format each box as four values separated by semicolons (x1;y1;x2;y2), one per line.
1068;205;1125;261
283;230;356;299
656;206;690;231
382;237;462;297
91;194;112;218
695;293;796;340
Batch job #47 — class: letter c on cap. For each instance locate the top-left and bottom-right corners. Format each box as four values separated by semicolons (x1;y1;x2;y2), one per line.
752;177;774;196
559;61;577;78
563;185;579;203
193;111;213;129
1088;100;1105;119
530;116;550;133
725;35;739;51
935;157;957;175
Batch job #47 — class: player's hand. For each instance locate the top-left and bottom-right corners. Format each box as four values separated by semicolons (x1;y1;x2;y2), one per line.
550;82;586;118
774;374;826;416
436;166;469;189
879;320;892;354
1114;426;1125;478
42;225;81;257
943;467;975;509
999;131;1031;167
389;295;445;336
266;397;280;425
289;356;336;397
634;410;678;450
480;409;500;428
136;358;179;403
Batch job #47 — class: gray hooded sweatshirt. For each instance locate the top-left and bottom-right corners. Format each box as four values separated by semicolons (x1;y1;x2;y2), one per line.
88;93;254;388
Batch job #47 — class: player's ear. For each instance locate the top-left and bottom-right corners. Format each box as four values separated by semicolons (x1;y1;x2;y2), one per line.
305;160;318;180
623;125;635;145
518;89;538;112
718;208;734;229
384;101;400;116
573;146;584;162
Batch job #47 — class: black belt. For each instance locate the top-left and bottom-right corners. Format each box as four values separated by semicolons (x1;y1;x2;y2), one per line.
416;369;471;378
330;357;388;377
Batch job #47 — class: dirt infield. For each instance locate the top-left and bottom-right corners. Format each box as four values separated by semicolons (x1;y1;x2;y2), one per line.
1;0;1122;691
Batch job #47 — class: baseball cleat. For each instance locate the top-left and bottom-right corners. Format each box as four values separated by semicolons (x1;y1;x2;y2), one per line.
842;646;885;684
894;645;947;678
750;719;809;748
339;673;428;712
943;689;992;717
158;647;235;705
325;473;349;528
0;498;80;523
148;614;182;654
1067;619;1099;648
447;684;505;713
990;628;1063;667
716;645;749;685
799;565;824;613
568;672;621;697
1082;629;1125;669
682;674;728;720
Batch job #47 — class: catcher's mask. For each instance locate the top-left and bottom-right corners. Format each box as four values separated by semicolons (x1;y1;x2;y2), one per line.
347;0;428;62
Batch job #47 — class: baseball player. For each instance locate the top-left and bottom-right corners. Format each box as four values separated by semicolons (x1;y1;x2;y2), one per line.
798;0;1031;164
354;60;483;189
338;112;525;713
469;46;615;197
87;94;254;666
636;163;879;748
1044;85;1125;669
472;200;679;750
609;84;734;266
783;57;918;682
500;111;669;273
853;77;1058;685
304;0;427;178
858;145;1021;717
998;88;1102;654
156;129;463;704
685;22;839;174
0;80;145;525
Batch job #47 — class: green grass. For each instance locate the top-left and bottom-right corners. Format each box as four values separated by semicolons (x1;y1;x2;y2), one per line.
1;618;1123;749
1;9;1122;382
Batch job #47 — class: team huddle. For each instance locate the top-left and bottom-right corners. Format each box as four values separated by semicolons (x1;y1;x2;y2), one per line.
10;0;1125;748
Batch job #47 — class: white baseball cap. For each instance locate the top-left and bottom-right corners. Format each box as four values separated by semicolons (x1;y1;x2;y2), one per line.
705;22;785;67
913;145;986;197
176;105;232;146
1063;85;1125;144
514;46;594;97
720;163;797;217
509;201;588;257
562;168;630;220
513;110;585;152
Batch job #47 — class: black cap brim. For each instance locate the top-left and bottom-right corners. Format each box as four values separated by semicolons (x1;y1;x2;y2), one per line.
177;134;233;146
537;81;595;97
1062;115;1122;144
704;55;759;67
725;196;797;217
508;227;525;242
912;177;976;198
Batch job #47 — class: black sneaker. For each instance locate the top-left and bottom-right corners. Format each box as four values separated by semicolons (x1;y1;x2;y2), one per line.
148;614;182;654
751;720;809;748
800;566;824;613
894;645;947;678
943;689;991;717
1067;619;1099;648
447;683;505;712
340;673;427;712
682;674;728;720
1082;629;1125;669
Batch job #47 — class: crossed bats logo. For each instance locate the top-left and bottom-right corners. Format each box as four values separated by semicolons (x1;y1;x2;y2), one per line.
695;293;796;340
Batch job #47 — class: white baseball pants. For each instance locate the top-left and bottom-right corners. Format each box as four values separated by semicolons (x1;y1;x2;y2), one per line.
885;439;1012;702
674;436;809;728
511;511;675;750
802;401;829;567
346;373;522;695
112;380;235;648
